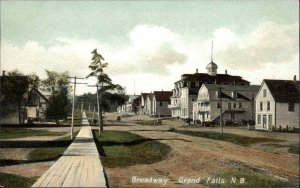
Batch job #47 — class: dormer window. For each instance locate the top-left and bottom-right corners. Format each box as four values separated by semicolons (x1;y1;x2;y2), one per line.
232;91;237;99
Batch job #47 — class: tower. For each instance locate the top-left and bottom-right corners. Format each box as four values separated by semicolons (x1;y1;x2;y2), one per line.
206;41;218;76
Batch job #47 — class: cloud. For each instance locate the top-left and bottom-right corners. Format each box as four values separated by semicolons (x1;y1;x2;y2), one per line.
216;22;299;70
107;25;187;75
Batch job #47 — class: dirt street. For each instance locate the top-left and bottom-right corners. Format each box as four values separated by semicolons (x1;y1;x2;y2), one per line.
104;113;299;187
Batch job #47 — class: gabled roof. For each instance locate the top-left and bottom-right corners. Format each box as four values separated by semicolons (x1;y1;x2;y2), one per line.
264;79;300;103
177;73;250;85
153;91;172;101
141;92;151;99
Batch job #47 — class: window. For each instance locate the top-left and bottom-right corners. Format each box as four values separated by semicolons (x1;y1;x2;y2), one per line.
233;103;236;108
228;102;231;109
263;89;267;97
160;101;163;106
257;115;261;124
216;91;220;98
232;91;237;98
217;102;220;108
259;102;263;110
267;101;270;111
288;103;295;112
239;103;242;108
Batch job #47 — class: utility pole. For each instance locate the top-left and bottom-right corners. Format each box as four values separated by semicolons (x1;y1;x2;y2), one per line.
68;76;87;139
88;84;102;135
218;86;224;136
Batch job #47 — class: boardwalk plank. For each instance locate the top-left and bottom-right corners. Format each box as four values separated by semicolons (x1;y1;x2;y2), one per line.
32;111;106;187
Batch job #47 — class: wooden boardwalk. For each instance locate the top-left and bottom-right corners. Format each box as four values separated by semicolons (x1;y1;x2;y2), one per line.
32;112;106;187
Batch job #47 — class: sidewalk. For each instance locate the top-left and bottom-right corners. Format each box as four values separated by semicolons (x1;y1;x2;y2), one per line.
32;112;107;187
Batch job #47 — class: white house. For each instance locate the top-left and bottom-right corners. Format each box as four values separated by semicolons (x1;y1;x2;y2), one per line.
193;84;259;125
169;60;250;119
255;79;300;130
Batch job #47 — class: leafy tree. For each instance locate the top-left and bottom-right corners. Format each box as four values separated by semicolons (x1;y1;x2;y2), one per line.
41;70;70;125
0;70;29;124
87;49;123;132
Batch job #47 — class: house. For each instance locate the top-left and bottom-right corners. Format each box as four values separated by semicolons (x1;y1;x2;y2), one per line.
168;60;250;119
153;91;172;117
140;92;151;114
255;79;300;130
117;95;141;114
25;88;50;123
0;72;49;124
146;93;154;115
193;84;259;125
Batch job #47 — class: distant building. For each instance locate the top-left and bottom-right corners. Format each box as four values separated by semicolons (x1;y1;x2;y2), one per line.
193;84;259;125
25;88;50;123
168;60;250;119
140;92;151;114
153;91;172;117
117;95;141;114
146;93;154;115
255;79;300;130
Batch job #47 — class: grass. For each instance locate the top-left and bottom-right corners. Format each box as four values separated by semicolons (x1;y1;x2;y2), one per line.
27;130;80;161
0;172;37;188
134;120;160;126
0;128;65;139
93;130;171;168
208;171;298;187
288;145;299;154
27;147;66;161
171;130;283;147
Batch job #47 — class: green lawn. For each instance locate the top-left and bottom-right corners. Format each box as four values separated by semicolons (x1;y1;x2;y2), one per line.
93;130;171;168
0;173;37;188
288;145;300;154
27;130;80;161
171;130;283;146
0;128;65;139
134;120;160;126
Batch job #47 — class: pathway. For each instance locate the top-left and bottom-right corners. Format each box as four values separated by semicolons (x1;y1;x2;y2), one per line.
32;112;106;187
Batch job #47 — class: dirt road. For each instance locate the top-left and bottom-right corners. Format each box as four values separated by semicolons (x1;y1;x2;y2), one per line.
104;113;299;187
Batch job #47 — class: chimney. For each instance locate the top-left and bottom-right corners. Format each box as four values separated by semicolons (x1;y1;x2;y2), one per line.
225;69;227;74
293;75;297;81
196;68;198;73
2;71;5;76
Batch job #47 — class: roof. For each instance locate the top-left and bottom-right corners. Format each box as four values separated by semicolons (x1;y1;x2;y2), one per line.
206;61;218;69
204;84;260;92
153;91;172;101
264;79;300;103
177;73;250;85
128;95;140;102
141;92;151;99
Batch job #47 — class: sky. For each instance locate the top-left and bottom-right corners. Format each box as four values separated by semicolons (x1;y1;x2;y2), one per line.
1;0;299;95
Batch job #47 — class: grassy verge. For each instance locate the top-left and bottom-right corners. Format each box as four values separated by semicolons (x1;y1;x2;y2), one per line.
0;128;65;139
171;130;283;146
93;130;171;168
27;130;80;161
207;171;298;187
0;173;37;188
134;120;160;126
288;145;299;154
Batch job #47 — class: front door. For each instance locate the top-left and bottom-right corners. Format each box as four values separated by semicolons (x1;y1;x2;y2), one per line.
263;115;267;129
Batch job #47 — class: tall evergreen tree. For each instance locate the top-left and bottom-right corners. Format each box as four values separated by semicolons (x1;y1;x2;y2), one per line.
87;49;123;132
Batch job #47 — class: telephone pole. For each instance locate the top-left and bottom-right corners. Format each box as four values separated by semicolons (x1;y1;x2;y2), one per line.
68;76;87;139
88;84;102;136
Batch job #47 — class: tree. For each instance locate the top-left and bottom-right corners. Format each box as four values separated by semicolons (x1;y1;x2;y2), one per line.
87;49;123;132
0;70;29;124
41;70;70;125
